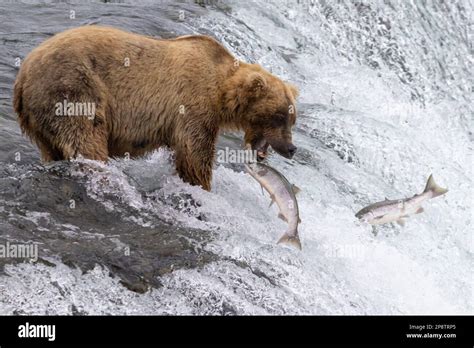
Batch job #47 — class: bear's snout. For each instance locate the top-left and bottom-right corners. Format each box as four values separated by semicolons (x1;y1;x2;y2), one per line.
287;144;297;158
278;142;297;159
266;138;297;160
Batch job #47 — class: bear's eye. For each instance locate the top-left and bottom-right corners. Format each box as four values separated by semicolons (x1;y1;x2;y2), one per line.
271;113;287;126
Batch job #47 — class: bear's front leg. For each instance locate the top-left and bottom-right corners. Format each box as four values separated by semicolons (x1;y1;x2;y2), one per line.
175;134;216;191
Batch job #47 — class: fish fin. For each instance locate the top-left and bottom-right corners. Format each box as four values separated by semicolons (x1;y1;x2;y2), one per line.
292;184;301;195
268;194;276;208
396;219;406;227
277;233;302;250
298;217;301;223
423;174;448;198
385;197;389;201
278;213;288;222
415;207;424;214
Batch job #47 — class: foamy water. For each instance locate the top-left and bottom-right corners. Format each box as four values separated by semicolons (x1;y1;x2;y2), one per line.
0;0;472;314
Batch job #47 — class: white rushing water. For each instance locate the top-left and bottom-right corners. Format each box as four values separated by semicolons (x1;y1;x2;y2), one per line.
0;0;472;314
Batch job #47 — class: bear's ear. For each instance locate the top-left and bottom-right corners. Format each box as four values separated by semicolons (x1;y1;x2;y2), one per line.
223;71;267;115
286;83;299;99
247;72;267;95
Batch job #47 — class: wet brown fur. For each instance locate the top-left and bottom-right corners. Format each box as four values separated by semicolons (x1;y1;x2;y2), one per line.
13;26;298;190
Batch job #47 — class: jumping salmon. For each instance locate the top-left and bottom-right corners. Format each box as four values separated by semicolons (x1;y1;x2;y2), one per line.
245;162;302;250
355;174;448;226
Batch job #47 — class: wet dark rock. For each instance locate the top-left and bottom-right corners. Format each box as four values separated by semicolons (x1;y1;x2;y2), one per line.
0;163;218;293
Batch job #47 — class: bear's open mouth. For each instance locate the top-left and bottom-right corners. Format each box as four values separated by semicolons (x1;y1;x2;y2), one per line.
252;138;269;161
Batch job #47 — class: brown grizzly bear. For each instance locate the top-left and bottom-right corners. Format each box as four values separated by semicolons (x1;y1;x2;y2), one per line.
13;26;298;190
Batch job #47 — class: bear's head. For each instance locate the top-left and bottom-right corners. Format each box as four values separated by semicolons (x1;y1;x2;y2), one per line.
223;63;299;161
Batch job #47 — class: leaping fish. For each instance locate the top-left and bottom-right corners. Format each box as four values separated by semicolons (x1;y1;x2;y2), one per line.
245;162;302;250
355;174;448;226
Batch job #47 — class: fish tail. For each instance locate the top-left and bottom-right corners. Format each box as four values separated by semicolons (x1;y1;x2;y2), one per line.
277;230;302;250
423;174;448;198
